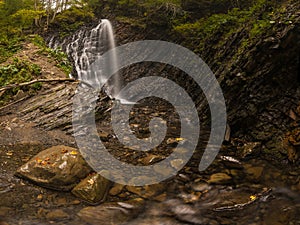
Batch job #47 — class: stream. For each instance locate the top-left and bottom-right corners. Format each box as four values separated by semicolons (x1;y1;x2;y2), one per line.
0;103;299;225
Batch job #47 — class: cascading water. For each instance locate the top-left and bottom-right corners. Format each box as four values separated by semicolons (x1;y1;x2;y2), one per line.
65;19;122;100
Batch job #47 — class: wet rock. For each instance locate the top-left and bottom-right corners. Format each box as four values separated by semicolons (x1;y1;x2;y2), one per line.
78;199;143;225
191;182;211;192
153;164;174;177
139;154;163;165
99;131;110;142
127;217;183;225
15;145;93;191
72;173;111;204
208;173;232;184
224;124;231;142
109;183;125;196
153;193;167;202
237;142;261;159
46;209;69;220
0;222;9;225
56;197;67;206
70;199;81;205
170;159;184;170
220;155;243;169
282;129;300;162
126;183;166;199
179;192;202;203
0;207;12;217
36;194;43;201
245;166;264;181
128;176;154;185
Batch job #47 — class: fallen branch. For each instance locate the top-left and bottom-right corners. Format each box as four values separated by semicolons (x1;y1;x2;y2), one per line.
213;188;272;212
0;78;76;92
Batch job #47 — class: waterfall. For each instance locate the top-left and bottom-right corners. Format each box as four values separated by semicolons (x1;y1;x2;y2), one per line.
65;19;122;100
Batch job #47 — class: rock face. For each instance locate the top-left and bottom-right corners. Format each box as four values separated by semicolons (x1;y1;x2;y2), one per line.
15;145;93;191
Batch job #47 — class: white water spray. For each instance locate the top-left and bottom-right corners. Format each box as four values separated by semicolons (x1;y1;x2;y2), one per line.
66;19;123;100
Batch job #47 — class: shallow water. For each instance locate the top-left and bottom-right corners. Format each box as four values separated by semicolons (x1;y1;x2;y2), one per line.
0;104;299;224
0;141;299;225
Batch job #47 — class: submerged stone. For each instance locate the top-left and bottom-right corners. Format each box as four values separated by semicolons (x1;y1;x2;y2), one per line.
15;145;93;191
245;166;264;181
46;209;69;220
71;173;111;204
78;198;144;225
208;173;232;184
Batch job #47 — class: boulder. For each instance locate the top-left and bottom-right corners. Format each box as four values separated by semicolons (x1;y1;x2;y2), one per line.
15;145;93;191
71;173;111;204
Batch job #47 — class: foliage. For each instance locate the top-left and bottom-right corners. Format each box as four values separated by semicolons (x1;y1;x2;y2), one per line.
29;34;72;75
0;37;23;63
173;0;278;52
0;58;41;87
10;9;46;31
48;48;72;75
51;6;95;37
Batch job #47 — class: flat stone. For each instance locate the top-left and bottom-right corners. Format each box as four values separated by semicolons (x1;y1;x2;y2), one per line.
15;145;93;191
78;203;129;225
46;209;69;220
208;173;232;184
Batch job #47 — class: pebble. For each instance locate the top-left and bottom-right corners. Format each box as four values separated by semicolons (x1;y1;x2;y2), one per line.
170;159;184;170
208;173;232;184
70;200;81;205
36;194;43;201
191;182;210;192
109;183;125;196
56;197;67;206
126;183;166;199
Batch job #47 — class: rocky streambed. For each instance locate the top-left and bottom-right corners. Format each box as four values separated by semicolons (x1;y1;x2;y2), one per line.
0;94;299;224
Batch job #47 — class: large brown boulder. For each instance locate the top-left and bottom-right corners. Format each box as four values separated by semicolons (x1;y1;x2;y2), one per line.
15;145;93;191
